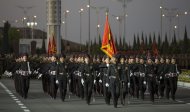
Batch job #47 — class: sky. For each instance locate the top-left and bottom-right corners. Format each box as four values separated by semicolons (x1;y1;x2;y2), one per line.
0;0;190;44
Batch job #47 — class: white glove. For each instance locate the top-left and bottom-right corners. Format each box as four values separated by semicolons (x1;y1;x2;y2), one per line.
105;83;109;87
160;76;162;79
98;73;101;77
69;79;71;83
94;80;96;84
143;81;146;85
29;71;32;75
37;74;42;79
128;83;130;87
130;73;133;77
7;72;12;77
81;79;84;85
99;80;102;83
56;80;59;84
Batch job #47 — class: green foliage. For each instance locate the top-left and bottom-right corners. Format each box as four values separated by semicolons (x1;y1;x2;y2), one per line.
178;70;190;83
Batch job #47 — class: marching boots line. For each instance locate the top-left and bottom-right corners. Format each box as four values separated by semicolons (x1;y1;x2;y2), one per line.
4;53;181;108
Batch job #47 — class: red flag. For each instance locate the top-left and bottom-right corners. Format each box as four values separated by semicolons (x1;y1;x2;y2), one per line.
47;35;57;55
51;35;57;54
152;40;159;56
101;13;117;58
47;37;52;55
140;39;145;54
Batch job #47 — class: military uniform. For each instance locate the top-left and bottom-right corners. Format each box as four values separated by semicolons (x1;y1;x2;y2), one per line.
81;62;94;104
146;59;157;102
108;63;120;108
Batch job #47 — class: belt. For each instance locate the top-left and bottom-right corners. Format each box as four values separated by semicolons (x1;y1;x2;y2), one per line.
104;74;108;76
148;74;155;77
140;73;145;77
59;72;66;75
166;73;178;77
134;72;140;76
50;71;56;75
85;73;90;76
20;71;30;76
109;76;116;79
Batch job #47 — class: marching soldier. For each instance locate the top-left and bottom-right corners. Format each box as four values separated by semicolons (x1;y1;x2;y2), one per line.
41;55;58;99
146;57;157;102
156;57;166;98
108;56;120;108
118;55;128;105
139;56;146;100
165;57;180;101
100;56;111;105
19;53;32;99
81;55;94;105
56;54;68;101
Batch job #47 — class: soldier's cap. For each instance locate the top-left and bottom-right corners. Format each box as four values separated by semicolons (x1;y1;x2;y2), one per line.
165;56;170;59
135;55;140;59
51;54;58;59
139;55;146;60
104;55;110;59
119;55;125;60
129;55;134;59
59;54;66;58
22;53;28;57
171;56;176;60
85;54;91;59
147;56;153;60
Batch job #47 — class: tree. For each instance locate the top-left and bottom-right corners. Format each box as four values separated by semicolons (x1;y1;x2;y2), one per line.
137;33;140;50
8;28;21;53
41;38;46;54
162;33;169;54
183;26;189;53
133;34;137;50
145;35;148;50
123;36;126;50
148;33;152;49
119;37;122;50
158;33;161;50
170;31;179;54
2;21;11;53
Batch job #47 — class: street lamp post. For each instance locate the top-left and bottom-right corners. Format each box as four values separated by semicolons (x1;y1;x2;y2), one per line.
87;0;91;54
79;8;84;51
90;5;107;44
64;10;70;41
27;16;37;39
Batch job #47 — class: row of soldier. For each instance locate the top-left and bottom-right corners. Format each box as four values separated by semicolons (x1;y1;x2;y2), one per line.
4;53;180;108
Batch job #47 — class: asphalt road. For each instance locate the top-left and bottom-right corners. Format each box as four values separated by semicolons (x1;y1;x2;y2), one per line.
1;78;190;112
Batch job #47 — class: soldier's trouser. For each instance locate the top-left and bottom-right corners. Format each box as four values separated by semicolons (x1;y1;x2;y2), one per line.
120;81;128;100
158;78;165;97
164;77;170;99
169;77;178;100
129;76;134;97
110;78;120;108
50;75;57;98
103;77;111;104
139;77;146;100
84;77;93;104
132;76;140;98
21;75;30;98
58;75;67;101
78;76;84;99
147;76;156;102
42;74;47;93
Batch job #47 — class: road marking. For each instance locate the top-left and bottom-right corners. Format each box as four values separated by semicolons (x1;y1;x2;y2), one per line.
0;82;31;112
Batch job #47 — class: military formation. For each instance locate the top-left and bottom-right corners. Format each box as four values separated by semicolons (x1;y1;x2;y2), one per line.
2;53;180;108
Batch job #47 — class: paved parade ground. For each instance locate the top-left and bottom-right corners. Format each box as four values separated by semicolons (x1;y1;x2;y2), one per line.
1;78;190;112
